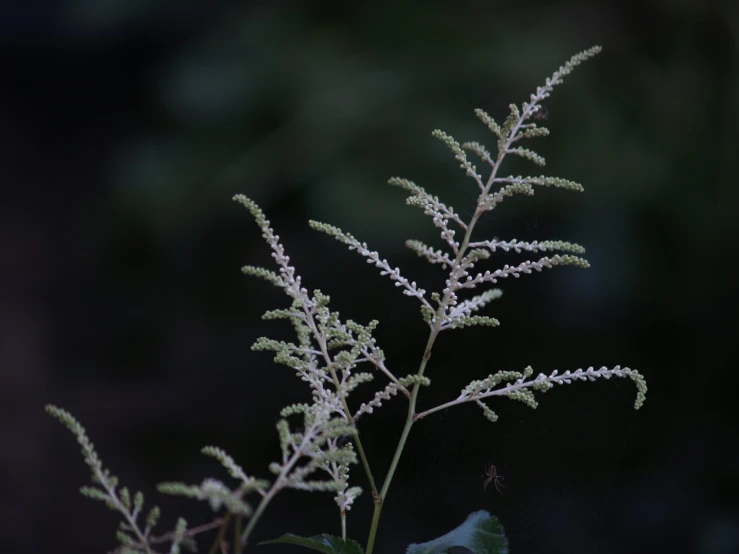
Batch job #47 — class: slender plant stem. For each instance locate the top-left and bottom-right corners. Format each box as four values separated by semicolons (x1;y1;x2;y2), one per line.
364;330;438;554
365;497;383;554
234;516;243;554
208;514;231;554
351;430;378;494
148;518;226;546
364;105;534;553
364;335;447;551
365;191;481;553
415;397;465;421
240;480;280;546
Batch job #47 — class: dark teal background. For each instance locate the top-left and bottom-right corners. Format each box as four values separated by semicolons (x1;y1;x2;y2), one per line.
2;1;737;553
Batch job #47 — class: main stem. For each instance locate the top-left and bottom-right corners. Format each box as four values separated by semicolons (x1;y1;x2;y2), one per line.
364;329;438;554
364;113;526;553
365;213;482;554
240;486;277;547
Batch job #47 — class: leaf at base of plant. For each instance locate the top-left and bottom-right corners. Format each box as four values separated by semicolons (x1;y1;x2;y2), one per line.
406;510;508;554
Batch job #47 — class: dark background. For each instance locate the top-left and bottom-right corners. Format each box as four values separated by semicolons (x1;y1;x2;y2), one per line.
2;1;738;553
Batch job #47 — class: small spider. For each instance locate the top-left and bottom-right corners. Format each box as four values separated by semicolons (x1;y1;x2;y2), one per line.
532;104;549;120
483;464;505;494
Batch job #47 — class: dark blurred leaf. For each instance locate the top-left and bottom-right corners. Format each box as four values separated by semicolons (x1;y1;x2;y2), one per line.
260;533;364;554
406;511;508;554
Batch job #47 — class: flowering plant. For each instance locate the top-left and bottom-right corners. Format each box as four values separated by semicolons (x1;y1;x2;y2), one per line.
47;45;646;554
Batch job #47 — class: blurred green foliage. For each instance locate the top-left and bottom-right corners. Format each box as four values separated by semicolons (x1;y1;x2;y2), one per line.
56;1;739;267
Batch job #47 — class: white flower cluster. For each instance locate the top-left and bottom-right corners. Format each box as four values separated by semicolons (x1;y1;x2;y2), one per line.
308;220;432;306
354;375;431;421
45;405;192;554
468;238;586;255
415;365;647;423
234;197;433;523
48;46;647;553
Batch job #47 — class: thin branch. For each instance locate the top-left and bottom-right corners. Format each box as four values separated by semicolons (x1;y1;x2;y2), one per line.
415;365;647;421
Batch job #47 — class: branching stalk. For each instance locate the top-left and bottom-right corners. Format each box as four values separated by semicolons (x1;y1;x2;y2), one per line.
364;94;535;554
49;47;644;554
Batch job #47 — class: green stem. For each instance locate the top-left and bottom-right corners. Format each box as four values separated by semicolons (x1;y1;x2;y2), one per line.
364;112;527;552
413;398;460;421
337;390;377;495
365;497;383;554
241;426;321;546
240;486;278;546
234;516;243;554
208;514;231;554
365;326;440;554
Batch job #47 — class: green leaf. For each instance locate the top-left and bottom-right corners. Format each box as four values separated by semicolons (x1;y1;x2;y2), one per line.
406;511;508;554
260;533;364;554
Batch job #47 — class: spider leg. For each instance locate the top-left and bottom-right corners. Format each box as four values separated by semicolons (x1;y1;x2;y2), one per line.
495;477;506;495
